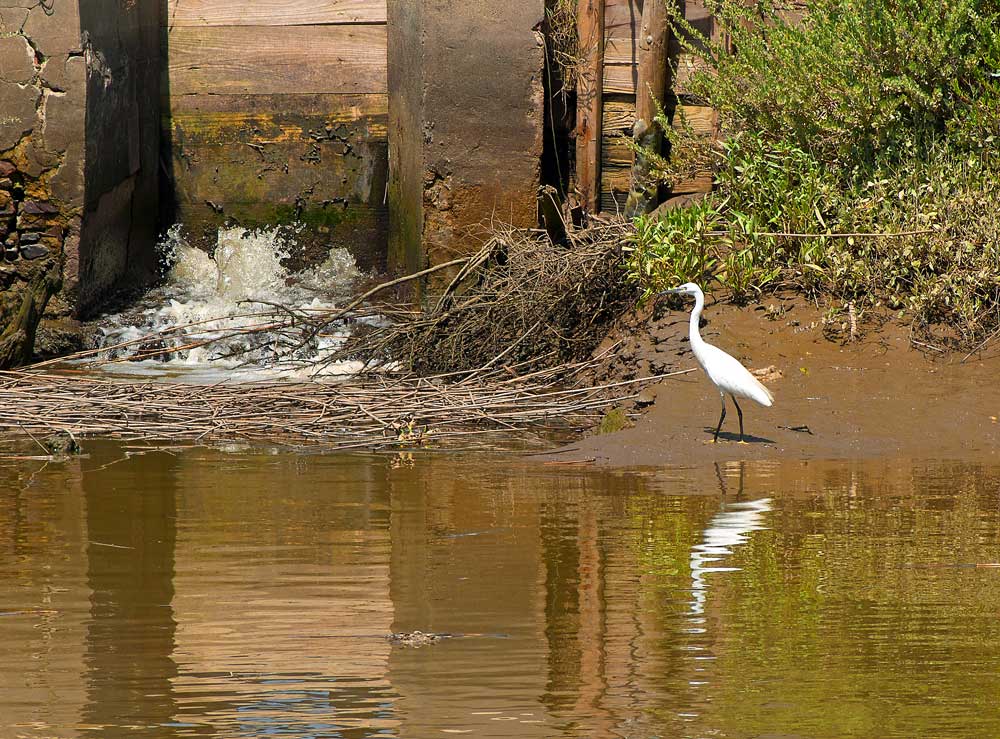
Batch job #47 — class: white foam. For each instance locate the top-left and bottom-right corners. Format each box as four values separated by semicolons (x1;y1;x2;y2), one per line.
92;226;373;381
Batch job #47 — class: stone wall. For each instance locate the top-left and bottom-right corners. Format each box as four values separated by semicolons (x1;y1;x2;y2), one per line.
0;1;160;358
387;0;546;273
0;2;86;351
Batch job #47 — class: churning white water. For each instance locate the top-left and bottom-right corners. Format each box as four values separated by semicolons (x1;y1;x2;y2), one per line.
93;226;373;381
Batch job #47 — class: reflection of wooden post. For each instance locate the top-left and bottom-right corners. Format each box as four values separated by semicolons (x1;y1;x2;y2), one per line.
576;0;605;213
625;0;670;217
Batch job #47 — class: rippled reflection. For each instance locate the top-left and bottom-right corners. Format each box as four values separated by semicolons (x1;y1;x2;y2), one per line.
3;446;1000;738
689;496;772;619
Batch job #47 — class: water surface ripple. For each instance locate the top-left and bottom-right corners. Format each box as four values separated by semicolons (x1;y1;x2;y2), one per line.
2;445;999;738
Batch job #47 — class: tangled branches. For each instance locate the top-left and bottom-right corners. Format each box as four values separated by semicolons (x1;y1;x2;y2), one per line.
0;363;685;450
322;221;635;377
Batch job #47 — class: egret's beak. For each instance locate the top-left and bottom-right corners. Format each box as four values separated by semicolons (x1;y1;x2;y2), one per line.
661;287;686;295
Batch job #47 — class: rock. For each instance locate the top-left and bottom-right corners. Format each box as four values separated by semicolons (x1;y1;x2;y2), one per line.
17;211;57;230
32;320;87;360
4;247;18;262
0;80;39;152
5;233;18;248
20;199;59;215
0;265;18;288
0;191;11;209
42;431;81;457
751;365;783;383
634;388;657;408
19;231;40;244
0;36;35;86
0;203;13;218
20;243;48;260
0;161;15;178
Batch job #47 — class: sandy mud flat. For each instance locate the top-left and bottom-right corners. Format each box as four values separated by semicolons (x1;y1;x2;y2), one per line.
547;295;1000;466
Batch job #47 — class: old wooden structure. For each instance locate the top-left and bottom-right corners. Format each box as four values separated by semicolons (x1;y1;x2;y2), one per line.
162;0;390;267
386;0;545;274
577;0;718;214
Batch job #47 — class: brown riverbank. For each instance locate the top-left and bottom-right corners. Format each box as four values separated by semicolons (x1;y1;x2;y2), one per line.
545;293;1000;466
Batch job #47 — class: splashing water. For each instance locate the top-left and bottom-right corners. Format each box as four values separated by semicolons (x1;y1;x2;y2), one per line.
92;226;373;381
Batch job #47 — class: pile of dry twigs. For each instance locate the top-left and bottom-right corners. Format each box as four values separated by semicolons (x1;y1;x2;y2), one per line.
309;219;634;376
0;361;686;450
7;221;649;448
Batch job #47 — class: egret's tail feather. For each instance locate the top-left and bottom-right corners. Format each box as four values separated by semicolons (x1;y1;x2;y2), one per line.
755;378;774;407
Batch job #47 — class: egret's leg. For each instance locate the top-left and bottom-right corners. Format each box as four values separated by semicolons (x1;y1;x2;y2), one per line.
712;393;727;443
731;395;746;443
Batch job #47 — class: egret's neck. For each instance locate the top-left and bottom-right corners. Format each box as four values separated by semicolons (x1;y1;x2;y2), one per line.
689;289;706;350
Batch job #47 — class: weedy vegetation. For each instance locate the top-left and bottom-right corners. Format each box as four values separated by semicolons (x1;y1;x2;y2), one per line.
624;0;1000;348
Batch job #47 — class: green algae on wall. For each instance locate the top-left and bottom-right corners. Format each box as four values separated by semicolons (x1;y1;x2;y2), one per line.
162;6;389;272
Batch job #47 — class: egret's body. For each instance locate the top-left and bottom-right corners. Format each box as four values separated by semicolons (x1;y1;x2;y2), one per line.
664;283;773;442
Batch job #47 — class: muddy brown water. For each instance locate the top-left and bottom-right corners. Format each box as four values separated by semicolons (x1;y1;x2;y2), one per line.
4;440;1000;738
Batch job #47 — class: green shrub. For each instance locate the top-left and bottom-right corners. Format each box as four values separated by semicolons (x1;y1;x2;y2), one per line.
623;0;1000;347
678;0;1000;167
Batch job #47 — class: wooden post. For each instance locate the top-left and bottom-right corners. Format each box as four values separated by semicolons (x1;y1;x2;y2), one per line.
0;259;61;369
575;0;605;214
625;0;671;217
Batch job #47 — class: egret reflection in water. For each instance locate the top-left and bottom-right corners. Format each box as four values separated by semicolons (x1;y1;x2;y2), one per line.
688;491;772;619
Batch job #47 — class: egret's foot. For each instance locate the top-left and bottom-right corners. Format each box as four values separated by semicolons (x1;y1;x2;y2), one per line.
706;438;723;444
736;440;749;445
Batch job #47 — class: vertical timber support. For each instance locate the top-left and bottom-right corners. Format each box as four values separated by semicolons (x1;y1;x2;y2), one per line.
388;0;545;280
575;0;605;214
387;0;424;277
625;0;670;217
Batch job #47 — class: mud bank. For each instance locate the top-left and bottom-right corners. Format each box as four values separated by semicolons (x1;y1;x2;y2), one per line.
547;295;1000;466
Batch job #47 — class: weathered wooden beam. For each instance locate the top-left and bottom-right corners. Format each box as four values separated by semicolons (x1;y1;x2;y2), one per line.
625;0;671;217
167;25;387;95
166;0;387;26
604;52;707;95
165;93;388;145
575;0;605;213
0;259;61;370
603;100;717;139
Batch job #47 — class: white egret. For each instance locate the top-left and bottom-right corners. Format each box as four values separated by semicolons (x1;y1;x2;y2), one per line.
662;282;774;443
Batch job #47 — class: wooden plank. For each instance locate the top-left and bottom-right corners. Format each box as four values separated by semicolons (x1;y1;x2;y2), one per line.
166;0;386;26
602;144;713;194
627;0;671;215
604;52;709;95
603;100;635;134
176;203;388;271
170;139;386;205
603;101;717;138
605;35;638;67
601;162;713;193
619;0;670;216
605;0;642;38
576;0;605;212
601;188;628;213
166;93;388;146
167;25;387;95
604;64;637;96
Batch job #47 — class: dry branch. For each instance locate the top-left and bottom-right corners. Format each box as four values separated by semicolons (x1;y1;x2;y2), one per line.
0;366;689;450
320;221;635;378
13;222;647;447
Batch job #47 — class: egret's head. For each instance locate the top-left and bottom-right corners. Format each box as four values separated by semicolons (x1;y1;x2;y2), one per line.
660;282;701;297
